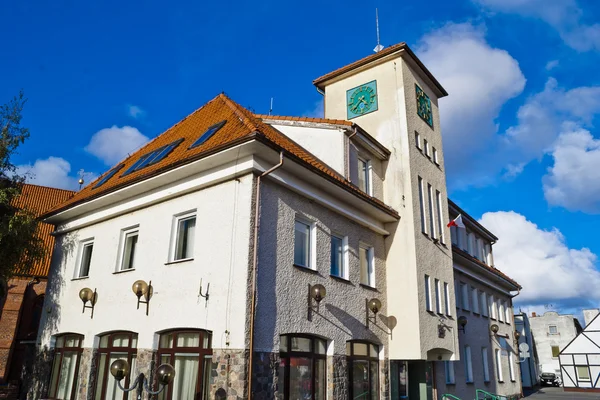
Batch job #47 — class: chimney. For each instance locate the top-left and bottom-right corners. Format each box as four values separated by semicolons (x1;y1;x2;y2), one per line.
583;309;600;327
532;312;537;317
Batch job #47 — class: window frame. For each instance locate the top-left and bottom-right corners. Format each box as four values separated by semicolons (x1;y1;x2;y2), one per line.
471;286;480;314
424;138;430;158
94;331;138;400
280;334;327;400
498;301;504;323
415;131;422;150
576;366;591;381
481;291;489;317
48;333;84;400
330;233;348;280
464;345;473;383
435;278;442;314
170;211;197;262
157;329;213;400
436;190;445;244
76;239;94;278
427;183;436;239
460;282;470;311
495;349;504;382
444;282;451;316
347;340;379;400
508;352;516;382
482;347;490;382
548;325;558;335
357;156;372;196
433;147;439;165
425;275;432;312
418;177;427;235
294;217;316;270
551;345;560;358
489;295;497;319
445;361;455;384
359;244;375;287
118;227;139;272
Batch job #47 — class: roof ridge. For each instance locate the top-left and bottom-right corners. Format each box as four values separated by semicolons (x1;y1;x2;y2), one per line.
20;182;76;194
254;113;353;127
219;93;261;133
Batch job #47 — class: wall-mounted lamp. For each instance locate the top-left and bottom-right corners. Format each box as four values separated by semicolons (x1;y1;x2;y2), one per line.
79;287;97;319
132;280;152;316
366;298;382;328
490;324;500;335
308;284;326;320
514;330;521;340
458;316;468;333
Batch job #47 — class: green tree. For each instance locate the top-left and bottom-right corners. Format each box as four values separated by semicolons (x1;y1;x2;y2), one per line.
0;91;45;285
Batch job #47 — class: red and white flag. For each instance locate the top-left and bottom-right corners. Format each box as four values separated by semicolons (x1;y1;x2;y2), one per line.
447;214;465;229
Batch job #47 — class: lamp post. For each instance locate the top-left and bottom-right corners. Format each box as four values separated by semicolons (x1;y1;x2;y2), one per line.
109;359;175;400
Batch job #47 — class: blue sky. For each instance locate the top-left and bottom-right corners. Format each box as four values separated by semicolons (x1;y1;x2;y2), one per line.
2;0;600;318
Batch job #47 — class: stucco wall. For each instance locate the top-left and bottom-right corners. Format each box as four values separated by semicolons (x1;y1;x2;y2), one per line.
530;312;580;374
435;269;521;398
38;174;254;353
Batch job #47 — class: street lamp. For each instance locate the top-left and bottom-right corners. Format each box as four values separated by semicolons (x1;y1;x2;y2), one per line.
109;359;175;399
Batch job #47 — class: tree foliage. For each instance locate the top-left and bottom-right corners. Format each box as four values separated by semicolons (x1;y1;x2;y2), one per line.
0;91;45;282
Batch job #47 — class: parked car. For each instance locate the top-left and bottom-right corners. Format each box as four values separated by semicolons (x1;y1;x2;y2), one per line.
540;372;561;387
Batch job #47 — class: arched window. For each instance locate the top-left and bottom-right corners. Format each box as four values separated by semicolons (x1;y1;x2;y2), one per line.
347;341;379;400
94;331;138;400
279;334;327;400
157;329;212;400
48;333;84;400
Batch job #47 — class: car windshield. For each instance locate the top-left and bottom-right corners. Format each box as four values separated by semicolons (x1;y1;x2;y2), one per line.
542;373;556;378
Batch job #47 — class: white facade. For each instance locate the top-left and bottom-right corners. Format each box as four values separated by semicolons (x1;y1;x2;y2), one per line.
515;312;540;388
560;312;600;391
529;311;583;375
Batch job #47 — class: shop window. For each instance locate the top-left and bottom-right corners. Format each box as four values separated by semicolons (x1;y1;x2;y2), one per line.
48;333;84;400
279;334;327;400
347;341;379;400
94;331;138;400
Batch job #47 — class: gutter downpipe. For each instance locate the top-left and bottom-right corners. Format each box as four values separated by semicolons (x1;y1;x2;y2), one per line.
248;151;284;400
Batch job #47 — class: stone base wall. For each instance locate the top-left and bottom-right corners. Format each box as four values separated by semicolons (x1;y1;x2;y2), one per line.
210;349;248;400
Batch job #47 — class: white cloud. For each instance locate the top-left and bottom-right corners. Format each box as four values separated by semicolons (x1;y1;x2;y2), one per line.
545;60;559;71
85;126;150;166
416;23;526;184
480;211;600;309
15;157;90;191
543;127;600;213
304;99;324;118
473;0;600;51
127;105;145;119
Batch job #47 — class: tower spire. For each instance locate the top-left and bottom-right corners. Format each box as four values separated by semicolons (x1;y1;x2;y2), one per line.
374;8;384;53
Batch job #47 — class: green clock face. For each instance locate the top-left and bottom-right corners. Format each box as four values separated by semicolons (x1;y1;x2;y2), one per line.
347;81;378;119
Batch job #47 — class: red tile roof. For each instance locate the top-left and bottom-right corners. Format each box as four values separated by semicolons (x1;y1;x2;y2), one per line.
312;42;448;97
254;114;352;127
43;94;399;219
12;184;75;277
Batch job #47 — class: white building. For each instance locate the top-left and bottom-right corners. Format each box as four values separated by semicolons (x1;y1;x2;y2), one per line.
529;311;583;376
31;43;519;400
434;201;522;400
559;309;600;392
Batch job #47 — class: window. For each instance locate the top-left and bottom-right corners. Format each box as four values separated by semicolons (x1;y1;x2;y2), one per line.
454;280;460;310
93;164;125;189
280;335;327;400
509;352;516;381
551;346;560;357
498;301;504;322
505;304;512;324
158;330;213;400
479;239;487;262
425;275;432;312
360;245;375;287
433;148;439;165
482;347;490;382
444;282;451;316
495;349;503;382
424;139;430;158
418;177;426;234
481;292;489;317
189;120;227;149
357;157;371;195
415;131;422;150
94;332;138;400
489;295;497;319
466;232;473;255
347;341;379;400
122;139;184;177
119;228;139;271
548;325;558;335
485;243;493;265
48;334;83;400
470;287;479;314
427;184;436;239
464;345;473;383
78;241;94;278
294;220;312;268
435;279;442;313
461;282;469;311
576;366;591;381
445;361;455;384
475;238;483;260
436;190;445;244
173;213;196;261
451;225;458;245
330;234;348;279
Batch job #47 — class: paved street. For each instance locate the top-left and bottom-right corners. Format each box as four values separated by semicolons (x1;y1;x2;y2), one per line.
525;387;600;399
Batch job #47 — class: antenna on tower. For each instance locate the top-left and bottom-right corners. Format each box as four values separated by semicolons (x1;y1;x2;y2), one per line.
269;97;274;116
374;8;384;53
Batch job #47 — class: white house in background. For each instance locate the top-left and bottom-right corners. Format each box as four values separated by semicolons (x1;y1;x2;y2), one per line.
529;311;583;376
559;309;600;392
515;312;540;389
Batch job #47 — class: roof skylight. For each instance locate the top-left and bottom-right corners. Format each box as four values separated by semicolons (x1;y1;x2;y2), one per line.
93;164;125;189
189;120;226;149
121;138;184;177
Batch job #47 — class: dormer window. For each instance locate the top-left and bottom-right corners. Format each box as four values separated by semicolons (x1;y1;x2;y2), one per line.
357;157;371;195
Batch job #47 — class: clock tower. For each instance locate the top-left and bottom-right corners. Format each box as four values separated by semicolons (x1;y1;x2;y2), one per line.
314;43;454;400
